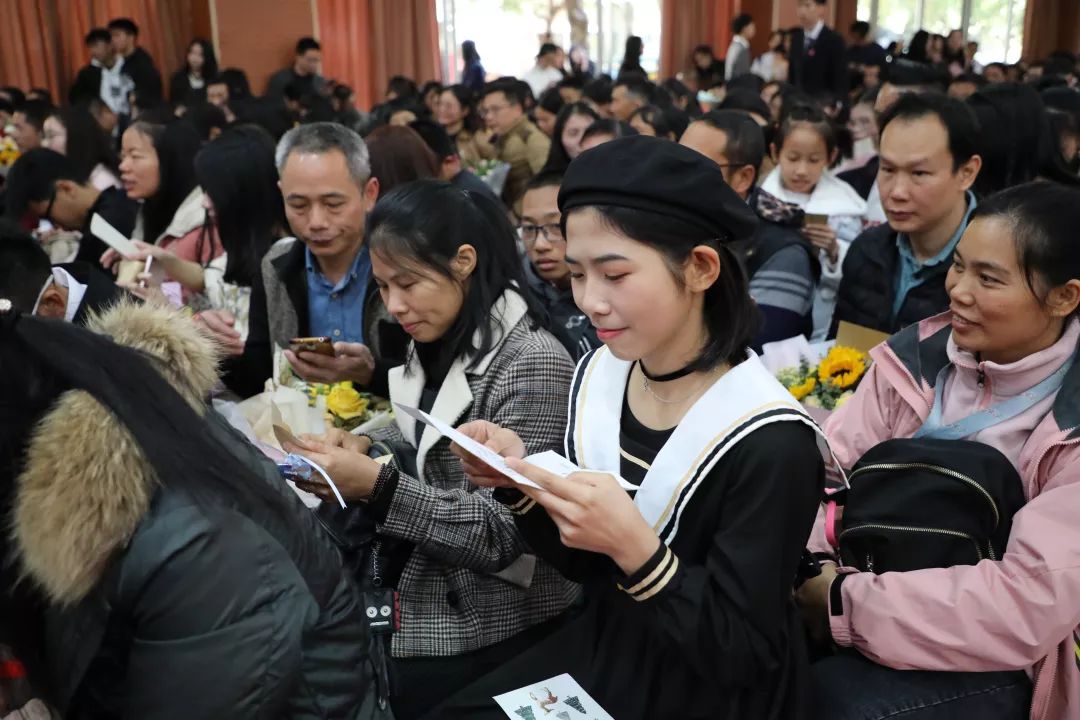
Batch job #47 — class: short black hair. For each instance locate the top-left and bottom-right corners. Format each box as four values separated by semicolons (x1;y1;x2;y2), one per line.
85;28;111;45
296;37;320;55
0;218;52;312
525;169;564;192
692;44;714;56
206;74;228;88
883;57;948;89
537;42;558;58
984;62;1008;75
107;17;138;35
184;102;228;141
581;119;638;144
850;20;871;37
481;78;526;108
4;148;82;219
950;73;986;88
719;89;771;122
408;118;455;160
613;75;653;104
386;75;419;100
878;92;980;170
732;13;754;35
696;110;766;175
13;99;51;133
583;76;613;105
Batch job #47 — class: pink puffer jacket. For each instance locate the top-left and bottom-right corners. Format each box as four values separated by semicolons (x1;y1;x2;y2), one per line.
811;312;1080;720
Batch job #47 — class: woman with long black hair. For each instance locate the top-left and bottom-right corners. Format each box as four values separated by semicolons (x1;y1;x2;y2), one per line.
104;126;286;396
279;180;580;719
169;38;219;107
41;104;121;190
436;84;492;167
432;136;835;719
0;298;389;719
619;35;646;78
538;101;600;174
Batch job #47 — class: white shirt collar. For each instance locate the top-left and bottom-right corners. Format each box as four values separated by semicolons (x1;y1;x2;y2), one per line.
807;20;825;41
32;267;88;322
734;35;750;48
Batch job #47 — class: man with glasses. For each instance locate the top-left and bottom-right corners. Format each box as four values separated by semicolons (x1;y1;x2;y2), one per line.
479;78;550;214
519;171;597;359
4;148;137;271
681;111;820;348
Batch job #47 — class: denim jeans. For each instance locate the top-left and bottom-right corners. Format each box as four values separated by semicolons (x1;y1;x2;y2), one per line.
812;651;1032;719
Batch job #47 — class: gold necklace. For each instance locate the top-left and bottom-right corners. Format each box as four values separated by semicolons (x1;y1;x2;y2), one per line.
639;360;729;405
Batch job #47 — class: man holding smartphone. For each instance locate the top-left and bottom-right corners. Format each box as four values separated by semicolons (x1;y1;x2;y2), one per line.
197;122;407;397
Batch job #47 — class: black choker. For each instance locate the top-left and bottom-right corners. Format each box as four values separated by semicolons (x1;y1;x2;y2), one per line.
638;360;696;383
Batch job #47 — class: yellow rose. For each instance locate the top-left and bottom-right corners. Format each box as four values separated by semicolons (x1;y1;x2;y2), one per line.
326;384;369;420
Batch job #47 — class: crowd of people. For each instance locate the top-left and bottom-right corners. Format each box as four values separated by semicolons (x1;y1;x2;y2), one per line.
1;6;1080;720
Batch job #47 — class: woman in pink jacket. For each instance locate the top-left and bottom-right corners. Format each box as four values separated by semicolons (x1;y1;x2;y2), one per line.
797;181;1080;720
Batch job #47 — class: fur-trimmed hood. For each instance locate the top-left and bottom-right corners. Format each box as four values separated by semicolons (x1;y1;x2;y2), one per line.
12;299;221;606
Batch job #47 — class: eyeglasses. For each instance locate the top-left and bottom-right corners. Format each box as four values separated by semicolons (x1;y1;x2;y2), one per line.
518;222;564;245
479;103;509;117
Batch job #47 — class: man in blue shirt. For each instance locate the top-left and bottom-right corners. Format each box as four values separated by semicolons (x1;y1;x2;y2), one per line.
196;122;408;397
832;93;982;336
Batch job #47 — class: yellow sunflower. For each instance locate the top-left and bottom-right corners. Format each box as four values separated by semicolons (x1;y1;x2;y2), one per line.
787;376;817;400
817;346;867;389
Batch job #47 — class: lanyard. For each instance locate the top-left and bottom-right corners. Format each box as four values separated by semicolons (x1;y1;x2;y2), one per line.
914;354;1074;441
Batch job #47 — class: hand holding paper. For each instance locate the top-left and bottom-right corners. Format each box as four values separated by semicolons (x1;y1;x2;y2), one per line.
395;403;636;491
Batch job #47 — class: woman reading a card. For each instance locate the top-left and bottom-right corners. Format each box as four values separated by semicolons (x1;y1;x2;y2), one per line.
279;180;581;719
436;137;836;719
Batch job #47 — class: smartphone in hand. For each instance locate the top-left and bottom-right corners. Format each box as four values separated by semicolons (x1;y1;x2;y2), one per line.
289;336;336;357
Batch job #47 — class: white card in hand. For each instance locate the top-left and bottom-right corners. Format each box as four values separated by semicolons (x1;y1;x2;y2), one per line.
493;673;614;720
393;403;541;488
392;404;636;491
90;213;139;256
523;450;636;490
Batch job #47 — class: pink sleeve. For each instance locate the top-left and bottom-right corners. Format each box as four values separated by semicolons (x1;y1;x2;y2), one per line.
831;465;1080;671
807;362;902;555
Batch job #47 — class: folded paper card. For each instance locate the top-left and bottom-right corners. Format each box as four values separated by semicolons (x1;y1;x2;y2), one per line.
393;403;636;491
493;673;613;720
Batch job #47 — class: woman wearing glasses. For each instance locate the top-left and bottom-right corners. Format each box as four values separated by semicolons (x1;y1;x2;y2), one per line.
520;170;598;359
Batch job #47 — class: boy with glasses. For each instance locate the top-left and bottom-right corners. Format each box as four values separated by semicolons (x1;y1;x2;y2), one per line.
520;171;597;358
4;148;137;270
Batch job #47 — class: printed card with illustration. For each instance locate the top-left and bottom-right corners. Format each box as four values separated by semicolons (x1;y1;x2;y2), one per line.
493;674;614;720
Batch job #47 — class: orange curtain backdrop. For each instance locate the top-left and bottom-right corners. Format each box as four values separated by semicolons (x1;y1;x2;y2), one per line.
316;0;375;109
0;0;192;105
0;1;65;100
660;0;738;84
317;0;441;110
368;0;442;100
1022;0;1080;60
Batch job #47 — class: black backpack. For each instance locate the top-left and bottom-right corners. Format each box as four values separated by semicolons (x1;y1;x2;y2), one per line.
832;438;1027;573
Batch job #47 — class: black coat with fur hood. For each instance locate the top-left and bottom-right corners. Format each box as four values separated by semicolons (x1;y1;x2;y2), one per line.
9;301;392;720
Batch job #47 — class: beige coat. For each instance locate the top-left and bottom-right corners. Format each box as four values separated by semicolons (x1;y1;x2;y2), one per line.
493;115;551;213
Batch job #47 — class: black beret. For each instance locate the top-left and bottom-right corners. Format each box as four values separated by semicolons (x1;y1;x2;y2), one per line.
558;135;758;242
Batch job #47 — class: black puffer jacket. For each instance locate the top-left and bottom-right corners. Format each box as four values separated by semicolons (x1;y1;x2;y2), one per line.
10;301;392;720
830;223;952;337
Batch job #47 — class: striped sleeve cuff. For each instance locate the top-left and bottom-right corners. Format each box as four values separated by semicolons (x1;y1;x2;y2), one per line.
492;487;536;515
617;543;679;602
